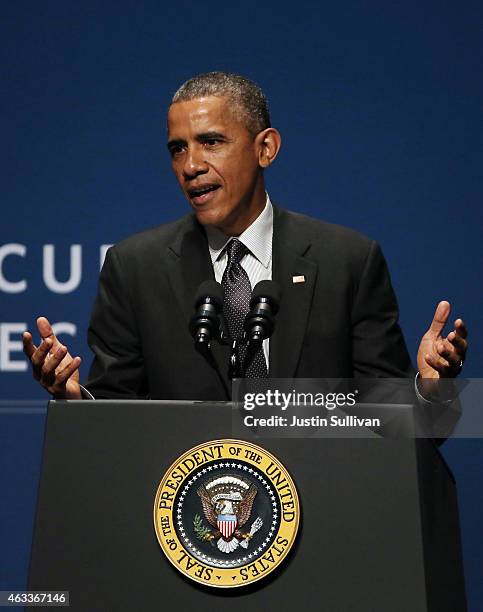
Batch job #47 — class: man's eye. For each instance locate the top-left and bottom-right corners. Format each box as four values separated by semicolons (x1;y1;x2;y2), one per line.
205;139;221;147
169;145;185;157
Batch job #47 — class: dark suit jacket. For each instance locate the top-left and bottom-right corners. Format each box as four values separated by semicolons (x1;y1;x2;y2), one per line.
85;206;413;400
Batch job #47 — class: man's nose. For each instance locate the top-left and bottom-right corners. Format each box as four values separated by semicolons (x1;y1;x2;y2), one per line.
182;146;207;178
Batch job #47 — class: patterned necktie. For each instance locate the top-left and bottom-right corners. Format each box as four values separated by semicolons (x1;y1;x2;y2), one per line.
221;239;268;378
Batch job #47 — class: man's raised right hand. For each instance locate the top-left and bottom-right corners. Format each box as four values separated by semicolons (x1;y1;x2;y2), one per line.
23;317;83;399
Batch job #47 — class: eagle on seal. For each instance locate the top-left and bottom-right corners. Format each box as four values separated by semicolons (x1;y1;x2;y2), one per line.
195;475;263;553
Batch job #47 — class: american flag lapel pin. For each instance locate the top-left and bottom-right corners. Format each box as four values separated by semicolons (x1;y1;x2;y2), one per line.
292;275;305;284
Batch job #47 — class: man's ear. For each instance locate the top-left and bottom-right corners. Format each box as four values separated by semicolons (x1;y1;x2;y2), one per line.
256;128;282;168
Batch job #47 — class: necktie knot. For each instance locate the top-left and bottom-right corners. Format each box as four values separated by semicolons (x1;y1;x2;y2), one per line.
225;239;248;265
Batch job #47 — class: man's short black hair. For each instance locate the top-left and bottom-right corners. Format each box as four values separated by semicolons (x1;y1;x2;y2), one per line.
171;71;271;136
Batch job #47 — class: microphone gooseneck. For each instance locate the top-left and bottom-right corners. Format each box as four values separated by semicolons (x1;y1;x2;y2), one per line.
189;280;230;399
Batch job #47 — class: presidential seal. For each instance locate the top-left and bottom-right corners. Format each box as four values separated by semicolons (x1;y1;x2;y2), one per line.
153;439;299;588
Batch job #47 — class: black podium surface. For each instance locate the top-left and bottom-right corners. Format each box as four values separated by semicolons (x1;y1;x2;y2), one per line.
28;400;466;611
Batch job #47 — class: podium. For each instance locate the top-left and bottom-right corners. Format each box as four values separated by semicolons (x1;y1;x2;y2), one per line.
28;400;466;611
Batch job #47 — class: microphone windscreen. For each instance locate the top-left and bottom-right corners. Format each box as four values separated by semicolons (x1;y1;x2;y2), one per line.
251;280;281;312
194;280;224;309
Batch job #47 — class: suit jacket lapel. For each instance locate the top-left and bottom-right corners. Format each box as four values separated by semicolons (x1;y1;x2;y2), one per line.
165;216;231;395
270;206;317;378
166;216;214;322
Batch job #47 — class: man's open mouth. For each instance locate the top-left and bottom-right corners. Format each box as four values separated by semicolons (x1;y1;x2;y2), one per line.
188;184;221;198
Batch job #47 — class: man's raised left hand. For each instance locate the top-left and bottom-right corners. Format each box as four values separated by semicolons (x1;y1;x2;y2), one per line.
417;301;468;379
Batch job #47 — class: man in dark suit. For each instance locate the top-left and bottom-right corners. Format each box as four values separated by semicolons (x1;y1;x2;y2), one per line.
22;72;467;400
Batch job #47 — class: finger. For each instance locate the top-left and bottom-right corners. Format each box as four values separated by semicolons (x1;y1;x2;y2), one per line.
42;340;67;374
22;332;37;359
36;317;59;345
55;356;81;384
454;319;468;339
30;338;54;369
447;331;467;356
40;345;67;385
425;352;451;372
436;340;462;369
427;301;451;337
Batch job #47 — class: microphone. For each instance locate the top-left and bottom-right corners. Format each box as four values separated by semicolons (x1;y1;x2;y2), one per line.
244;280;281;345
189;281;224;351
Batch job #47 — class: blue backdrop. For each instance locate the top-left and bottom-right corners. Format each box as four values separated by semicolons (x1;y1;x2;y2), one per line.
1;1;482;608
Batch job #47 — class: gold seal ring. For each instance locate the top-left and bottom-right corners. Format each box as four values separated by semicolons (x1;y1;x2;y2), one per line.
153;439;300;588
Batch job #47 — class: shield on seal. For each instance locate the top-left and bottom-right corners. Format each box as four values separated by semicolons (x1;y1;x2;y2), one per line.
217;514;237;539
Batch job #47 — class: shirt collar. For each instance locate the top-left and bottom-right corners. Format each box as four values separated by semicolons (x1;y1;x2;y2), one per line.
205;194;273;268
